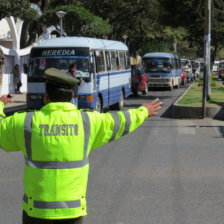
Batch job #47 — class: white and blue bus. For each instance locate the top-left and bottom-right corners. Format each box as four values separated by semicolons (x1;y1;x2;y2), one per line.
142;52;181;90
26;36;131;112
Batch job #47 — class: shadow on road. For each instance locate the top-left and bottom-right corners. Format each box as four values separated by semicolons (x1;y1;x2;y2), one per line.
161;104;173;118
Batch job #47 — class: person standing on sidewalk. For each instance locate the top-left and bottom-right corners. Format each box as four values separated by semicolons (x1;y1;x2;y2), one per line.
0;68;162;224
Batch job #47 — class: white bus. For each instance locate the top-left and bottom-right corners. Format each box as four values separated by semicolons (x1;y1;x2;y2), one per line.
142;52;182;90
26;36;131;112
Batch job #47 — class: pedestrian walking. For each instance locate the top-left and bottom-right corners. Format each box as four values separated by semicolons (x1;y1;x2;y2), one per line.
13;64;22;93
0;68;162;224
0;57;4;75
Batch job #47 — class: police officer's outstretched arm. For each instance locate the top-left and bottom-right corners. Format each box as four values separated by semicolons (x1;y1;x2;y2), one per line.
0;94;14;104
0;94;14;118
142;98;162;117
88;98;162;152
0;94;24;152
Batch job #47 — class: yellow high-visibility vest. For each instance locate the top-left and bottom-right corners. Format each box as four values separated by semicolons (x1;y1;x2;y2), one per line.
0;102;148;219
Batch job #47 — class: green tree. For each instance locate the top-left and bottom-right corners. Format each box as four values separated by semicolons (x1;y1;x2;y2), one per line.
0;0;30;19
159;0;224;61
80;0;163;55
20;1;111;48
39;5;111;37
80;0;189;56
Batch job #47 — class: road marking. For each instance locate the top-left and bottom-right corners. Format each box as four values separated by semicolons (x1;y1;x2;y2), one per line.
176;120;196;135
178;127;196;135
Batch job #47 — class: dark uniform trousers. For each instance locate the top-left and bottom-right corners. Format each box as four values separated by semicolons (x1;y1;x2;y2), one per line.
23;211;83;224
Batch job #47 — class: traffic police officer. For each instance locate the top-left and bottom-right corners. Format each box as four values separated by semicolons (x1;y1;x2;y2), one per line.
0;68;162;224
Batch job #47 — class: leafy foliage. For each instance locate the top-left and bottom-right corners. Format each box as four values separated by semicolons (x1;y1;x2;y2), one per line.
81;0;164;55
0;0;30;19
159;0;224;60
20;2;111;48
2;0;224;59
38;5;111;37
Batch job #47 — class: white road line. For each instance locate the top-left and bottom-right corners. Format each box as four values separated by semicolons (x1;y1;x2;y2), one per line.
176;120;196;135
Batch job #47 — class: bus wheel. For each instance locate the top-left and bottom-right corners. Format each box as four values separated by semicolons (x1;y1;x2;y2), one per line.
113;91;124;110
95;96;102;113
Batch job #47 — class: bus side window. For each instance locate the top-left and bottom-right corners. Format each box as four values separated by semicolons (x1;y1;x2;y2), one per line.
116;57;120;70
119;51;126;70
125;51;130;69
95;50;105;73
111;51;117;71
105;51;111;71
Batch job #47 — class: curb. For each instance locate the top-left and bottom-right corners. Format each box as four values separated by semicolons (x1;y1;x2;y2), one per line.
172;82;224;119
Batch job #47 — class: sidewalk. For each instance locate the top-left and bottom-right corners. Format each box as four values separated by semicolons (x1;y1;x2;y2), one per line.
4;93;27;114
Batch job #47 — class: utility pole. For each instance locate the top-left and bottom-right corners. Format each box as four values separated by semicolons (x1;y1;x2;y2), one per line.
202;0;211;118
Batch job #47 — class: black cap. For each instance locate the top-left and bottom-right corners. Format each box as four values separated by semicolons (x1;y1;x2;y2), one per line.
44;68;79;88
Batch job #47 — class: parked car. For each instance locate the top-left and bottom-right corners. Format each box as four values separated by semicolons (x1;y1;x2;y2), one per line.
131;64;148;96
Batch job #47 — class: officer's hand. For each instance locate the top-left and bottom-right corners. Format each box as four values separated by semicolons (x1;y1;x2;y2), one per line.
142;98;162;117
0;94;15;105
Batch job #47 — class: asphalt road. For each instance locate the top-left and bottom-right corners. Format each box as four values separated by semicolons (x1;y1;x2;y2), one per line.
1;85;224;224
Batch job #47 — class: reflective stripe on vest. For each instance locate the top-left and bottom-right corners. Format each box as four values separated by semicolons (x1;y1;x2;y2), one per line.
109;111;131;142
122;111;131;136
23;194;81;209
34;200;81;209
24;111;90;169
110;111;131;142
23;111;91;209
109;112;120;142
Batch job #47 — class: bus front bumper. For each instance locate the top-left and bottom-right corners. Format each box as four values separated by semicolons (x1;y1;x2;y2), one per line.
148;78;172;87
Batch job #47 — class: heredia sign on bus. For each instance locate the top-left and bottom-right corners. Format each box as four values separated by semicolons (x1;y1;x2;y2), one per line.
31;48;89;57
42;49;76;56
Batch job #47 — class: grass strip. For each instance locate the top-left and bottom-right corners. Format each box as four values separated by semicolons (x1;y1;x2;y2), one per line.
177;76;224;107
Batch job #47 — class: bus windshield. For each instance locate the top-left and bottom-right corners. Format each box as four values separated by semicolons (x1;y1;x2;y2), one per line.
28;47;90;81
143;57;171;73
